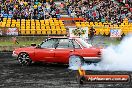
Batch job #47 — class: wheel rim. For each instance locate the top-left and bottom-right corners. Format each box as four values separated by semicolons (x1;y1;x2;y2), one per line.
18;53;31;65
69;56;82;67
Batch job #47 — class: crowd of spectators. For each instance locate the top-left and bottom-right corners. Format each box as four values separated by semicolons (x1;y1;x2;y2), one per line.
65;0;132;24
0;0;61;20
0;0;132;24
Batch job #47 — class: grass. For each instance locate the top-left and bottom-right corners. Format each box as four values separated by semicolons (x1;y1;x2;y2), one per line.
90;37;121;48
0;36;45;51
0;39;121;46
0;40;42;51
0;38;121;46
0;36;122;51
104;39;121;45
0;36;46;47
0;41;41;46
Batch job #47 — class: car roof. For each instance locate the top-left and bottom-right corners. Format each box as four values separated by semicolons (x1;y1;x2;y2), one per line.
48;36;80;39
49;36;68;39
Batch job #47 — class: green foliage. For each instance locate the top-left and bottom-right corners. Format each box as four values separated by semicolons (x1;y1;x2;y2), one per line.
72;28;86;36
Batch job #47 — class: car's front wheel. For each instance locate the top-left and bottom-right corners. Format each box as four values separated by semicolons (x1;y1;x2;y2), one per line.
17;52;32;66
69;55;84;67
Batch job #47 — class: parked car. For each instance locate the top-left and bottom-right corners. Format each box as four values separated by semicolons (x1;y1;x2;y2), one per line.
12;37;102;67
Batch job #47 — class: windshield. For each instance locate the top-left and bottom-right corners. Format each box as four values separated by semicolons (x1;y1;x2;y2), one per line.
76;38;92;48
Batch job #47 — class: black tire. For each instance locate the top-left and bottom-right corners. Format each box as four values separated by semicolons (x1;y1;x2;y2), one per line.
17;52;32;66
69;55;84;67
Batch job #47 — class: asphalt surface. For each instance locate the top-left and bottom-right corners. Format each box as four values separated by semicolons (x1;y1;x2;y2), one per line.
0;56;132;88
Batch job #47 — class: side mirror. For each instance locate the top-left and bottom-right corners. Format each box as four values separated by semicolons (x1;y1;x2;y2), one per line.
36;44;41;48
31;43;36;47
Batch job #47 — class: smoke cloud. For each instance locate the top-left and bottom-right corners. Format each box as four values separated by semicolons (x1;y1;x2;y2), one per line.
69;35;132;71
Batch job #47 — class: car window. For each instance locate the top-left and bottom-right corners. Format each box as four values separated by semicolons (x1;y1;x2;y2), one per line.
40;39;58;48
76;38;92;48
57;39;74;48
73;40;81;49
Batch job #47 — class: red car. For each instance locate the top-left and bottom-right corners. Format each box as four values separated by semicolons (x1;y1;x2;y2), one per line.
12;37;102;67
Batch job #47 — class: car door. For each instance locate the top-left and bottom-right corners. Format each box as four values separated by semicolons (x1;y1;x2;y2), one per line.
54;38;75;63
34;38;57;62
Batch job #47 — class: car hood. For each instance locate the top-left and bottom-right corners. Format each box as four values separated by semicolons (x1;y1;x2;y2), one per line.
13;46;36;54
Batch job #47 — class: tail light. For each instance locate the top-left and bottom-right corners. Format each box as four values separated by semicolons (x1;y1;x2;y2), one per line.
97;51;101;57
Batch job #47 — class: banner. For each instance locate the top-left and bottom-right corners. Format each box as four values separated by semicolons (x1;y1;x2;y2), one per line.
69;27;88;39
110;29;121;37
6;28;18;35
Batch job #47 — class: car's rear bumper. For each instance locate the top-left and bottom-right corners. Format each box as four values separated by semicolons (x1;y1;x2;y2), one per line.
83;57;101;63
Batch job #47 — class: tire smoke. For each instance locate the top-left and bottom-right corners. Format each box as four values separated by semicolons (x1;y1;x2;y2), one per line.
70;35;132;71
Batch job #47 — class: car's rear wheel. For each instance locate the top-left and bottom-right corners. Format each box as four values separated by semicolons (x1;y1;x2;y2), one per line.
69;55;84;67
17;52;32;66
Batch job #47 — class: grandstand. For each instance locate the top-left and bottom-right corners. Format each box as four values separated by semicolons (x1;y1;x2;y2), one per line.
0;0;131;36
0;18;67;35
75;18;132;35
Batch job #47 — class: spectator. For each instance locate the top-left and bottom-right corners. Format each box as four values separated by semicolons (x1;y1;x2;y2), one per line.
12;36;19;44
1;0;131;22
89;26;96;43
1;0;61;19
65;0;131;24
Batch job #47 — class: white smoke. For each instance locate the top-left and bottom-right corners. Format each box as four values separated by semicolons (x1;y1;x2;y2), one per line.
70;35;132;71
